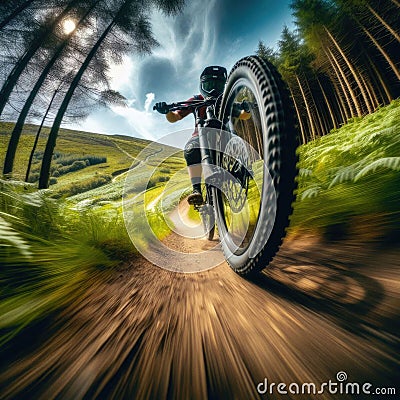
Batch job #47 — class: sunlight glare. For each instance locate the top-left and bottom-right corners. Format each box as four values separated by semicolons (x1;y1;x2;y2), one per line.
63;19;76;34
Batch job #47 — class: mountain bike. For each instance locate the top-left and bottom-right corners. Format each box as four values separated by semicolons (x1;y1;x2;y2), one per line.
156;56;298;275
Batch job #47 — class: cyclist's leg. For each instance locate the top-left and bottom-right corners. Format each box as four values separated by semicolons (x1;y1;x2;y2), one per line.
184;136;203;204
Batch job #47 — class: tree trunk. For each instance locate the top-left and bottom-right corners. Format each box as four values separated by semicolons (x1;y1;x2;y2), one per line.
366;4;400;42
305;77;324;136
316;76;337;130
4;48;67;176
0;0;35;30
303;72;324;136
330;77;347;124
0;0;80;116
325;46;357;118
3;1;99;175
289;85;306;144
365;53;392;104
359;70;377;111
358;21;400;81
295;73;316;140
39;20;115;189
25;87;59;182
324;26;371;115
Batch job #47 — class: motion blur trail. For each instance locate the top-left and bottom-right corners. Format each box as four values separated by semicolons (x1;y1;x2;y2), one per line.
1;233;399;399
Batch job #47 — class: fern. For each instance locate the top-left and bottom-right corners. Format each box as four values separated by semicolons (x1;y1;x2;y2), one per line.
328;160;367;188
298;168;313;177
328;167;357;188
300;186;321;200
292;100;400;229
355;157;400;182
0;215;31;258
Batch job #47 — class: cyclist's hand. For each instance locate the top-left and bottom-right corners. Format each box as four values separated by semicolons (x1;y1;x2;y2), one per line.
153;102;170;114
241;101;251;113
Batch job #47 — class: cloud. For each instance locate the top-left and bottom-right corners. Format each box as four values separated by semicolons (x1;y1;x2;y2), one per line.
111;103;157;141
108;56;135;92
110;93;194;142
144;93;155;112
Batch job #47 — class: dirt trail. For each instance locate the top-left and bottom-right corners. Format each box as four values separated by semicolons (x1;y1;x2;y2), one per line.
1;206;399;399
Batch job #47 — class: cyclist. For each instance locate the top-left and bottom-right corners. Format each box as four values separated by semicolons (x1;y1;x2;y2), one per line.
154;65;250;205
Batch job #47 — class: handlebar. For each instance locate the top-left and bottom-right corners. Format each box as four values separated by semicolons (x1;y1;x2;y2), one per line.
153;99;255;113
152;99;212;113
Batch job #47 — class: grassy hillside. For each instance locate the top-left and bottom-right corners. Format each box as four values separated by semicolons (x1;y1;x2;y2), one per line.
0;123;182;196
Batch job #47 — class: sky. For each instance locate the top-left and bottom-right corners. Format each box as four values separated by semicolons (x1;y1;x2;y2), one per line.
68;0;295;145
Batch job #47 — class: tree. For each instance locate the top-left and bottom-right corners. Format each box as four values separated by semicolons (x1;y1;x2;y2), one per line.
0;0;83;116
334;0;400;95
38;0;184;188
256;41;278;65
277;26;324;141
3;1;100;175
24;84;126;182
256;0;399;142
0;0;37;31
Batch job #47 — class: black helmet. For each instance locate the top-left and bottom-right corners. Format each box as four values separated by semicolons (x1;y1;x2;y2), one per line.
199;65;227;98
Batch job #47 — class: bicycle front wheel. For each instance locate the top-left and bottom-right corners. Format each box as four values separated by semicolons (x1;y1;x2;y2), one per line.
214;55;298;275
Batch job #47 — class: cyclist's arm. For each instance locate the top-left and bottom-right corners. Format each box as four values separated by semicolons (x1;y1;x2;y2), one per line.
166;96;199;123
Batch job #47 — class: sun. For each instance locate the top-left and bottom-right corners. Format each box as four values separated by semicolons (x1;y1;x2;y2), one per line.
62;19;76;34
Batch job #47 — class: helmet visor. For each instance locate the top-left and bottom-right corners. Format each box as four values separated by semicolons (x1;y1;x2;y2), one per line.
201;78;226;95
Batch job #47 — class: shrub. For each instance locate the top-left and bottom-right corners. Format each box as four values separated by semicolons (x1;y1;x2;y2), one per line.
54;175;112;197
70;160;87;172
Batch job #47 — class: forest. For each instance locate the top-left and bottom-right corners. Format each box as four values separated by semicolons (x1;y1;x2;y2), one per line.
258;0;399;143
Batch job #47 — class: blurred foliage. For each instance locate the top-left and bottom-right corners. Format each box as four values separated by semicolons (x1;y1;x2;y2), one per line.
291;100;400;240
0;179;135;346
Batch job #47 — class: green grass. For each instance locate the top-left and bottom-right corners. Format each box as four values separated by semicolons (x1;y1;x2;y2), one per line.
0;123;152;195
290;99;400;239
0;179;136;346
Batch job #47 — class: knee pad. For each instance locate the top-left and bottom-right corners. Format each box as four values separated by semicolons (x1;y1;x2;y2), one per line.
184;136;201;166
